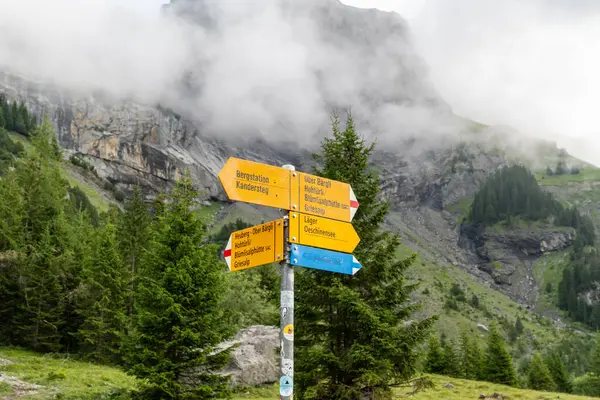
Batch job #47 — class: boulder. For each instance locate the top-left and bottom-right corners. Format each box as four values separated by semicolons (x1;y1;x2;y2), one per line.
218;325;280;388
181;325;280;389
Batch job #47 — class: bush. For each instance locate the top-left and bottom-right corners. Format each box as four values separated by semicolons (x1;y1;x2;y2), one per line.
573;374;600;396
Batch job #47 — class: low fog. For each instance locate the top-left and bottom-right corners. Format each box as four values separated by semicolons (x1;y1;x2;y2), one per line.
0;0;458;149
346;0;600;165
1;0;598;163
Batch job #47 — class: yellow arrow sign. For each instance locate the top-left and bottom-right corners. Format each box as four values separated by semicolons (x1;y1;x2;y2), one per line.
296;172;359;222
288;212;360;254
224;219;285;272
218;157;291;210
218;157;359;222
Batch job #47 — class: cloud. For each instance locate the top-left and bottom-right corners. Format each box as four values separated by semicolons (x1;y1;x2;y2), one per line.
370;0;600;165
0;0;452;149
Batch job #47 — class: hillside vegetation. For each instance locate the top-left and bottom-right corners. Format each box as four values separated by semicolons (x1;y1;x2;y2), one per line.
3;98;600;398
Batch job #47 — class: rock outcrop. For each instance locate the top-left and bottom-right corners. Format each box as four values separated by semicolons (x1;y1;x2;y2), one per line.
218;325;280;388
181;325;279;389
459;223;574;305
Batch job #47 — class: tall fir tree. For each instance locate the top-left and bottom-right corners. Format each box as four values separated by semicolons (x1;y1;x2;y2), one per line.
527;352;555;391
3;101;13;131
117;185;150;316
545;351;572;393
460;329;483;380
484;324;517;386
296;111;437;400
424;335;444;374
124;174;235;399
591;335;600;377
76;221;126;364
440;338;462;378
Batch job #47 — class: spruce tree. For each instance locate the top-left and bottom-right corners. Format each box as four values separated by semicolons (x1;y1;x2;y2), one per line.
515;317;524;336
125;174;234;399
295;111;437;399
117;185;150;316
441;338;461;378
460;329;482;380
3;102;13;131
424;335;444;374
527;352;554;391
545;351;572;393
591;335;600;377
0;107;5;129
76;221;126;363
484;324;517;386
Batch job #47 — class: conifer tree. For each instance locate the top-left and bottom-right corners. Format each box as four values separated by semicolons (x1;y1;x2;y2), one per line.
117;185;150;316
0;167;26;344
0;107;5;129
441;338;462;377
424;335;444;374
14;102;27;135
76;221;126;364
484;324;517;386
125;174;234;399
460;330;482;380
515;317;524;336
3;102;13;131
545;351;572;393
527;352;555;391
591;335;600;377
295;111;437;399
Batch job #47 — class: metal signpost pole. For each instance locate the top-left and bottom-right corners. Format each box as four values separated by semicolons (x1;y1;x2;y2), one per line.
279;164;295;400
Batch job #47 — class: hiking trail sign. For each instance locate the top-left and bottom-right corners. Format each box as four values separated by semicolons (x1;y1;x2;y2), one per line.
223;219;284;272
218;157;362;400
218;157;359;222
288;212;360;253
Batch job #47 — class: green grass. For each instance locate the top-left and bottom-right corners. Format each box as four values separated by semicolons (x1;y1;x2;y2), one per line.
7;132;33;154
0;382;12;396
398;374;596;399
62;168;111;212
233;375;598;399
232;385;278;399
0;347;137;399
9;131;113;213
536;168;600;186
486;219;574;234
533;251;570;312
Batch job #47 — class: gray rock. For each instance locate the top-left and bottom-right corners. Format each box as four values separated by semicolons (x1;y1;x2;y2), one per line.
181;325;280;389
218;325;280;388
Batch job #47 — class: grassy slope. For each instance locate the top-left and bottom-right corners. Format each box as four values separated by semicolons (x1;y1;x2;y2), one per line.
8;132;116;212
231;375;598;400
0;348;137;400
1;347;596;400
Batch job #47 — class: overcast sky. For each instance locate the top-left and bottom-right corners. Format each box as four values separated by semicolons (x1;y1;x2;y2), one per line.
112;0;600;164
345;0;600;165
3;0;599;164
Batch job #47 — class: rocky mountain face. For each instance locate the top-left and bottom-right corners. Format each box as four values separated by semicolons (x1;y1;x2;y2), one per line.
0;0;582;313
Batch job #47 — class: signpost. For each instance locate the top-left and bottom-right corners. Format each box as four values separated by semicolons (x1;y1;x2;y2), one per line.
288;212;360;254
218;157;291;209
219;157;362;400
223;219;284;272
290;244;363;275
297;172;359;222
218;157;359;222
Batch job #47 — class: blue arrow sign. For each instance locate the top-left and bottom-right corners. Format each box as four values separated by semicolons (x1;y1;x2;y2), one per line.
290;244;362;275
